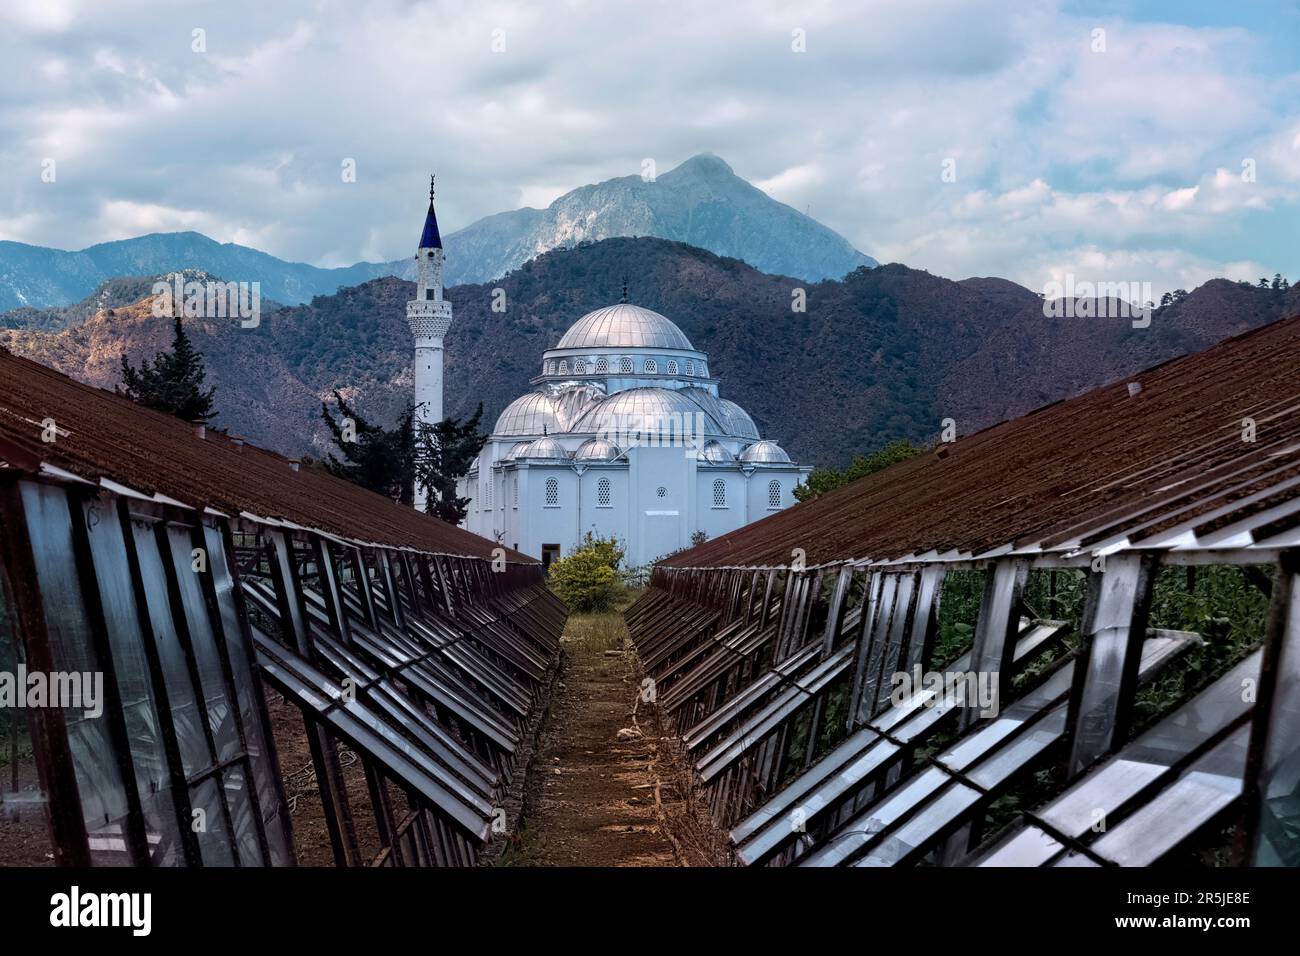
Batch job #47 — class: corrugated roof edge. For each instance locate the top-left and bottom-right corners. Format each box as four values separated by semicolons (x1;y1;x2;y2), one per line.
0;347;536;564
660;309;1300;570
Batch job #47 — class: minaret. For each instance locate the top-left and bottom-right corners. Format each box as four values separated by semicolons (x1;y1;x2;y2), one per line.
408;174;452;511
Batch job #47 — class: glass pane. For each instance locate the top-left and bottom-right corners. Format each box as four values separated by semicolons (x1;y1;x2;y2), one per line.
203;526;291;865
20;482;132;866
82;498;184;866
223;766;265;866
0;545;56;866
166;525;240;764
188;776;234;866
130;517;210;776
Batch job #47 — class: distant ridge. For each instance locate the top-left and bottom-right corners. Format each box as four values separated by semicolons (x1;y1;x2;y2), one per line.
3;236;1290;472
0;155;876;312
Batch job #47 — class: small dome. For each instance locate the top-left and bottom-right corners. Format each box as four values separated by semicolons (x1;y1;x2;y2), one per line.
572;387;726;439
518;436;571;460
495;392;560;436
698;440;734;463
739;440;791;463
504;441;531;460
718;398;760;440
575;438;623;461
556;303;695;350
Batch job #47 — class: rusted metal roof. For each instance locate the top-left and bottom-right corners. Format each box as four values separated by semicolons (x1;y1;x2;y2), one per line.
0;348;526;562
665;313;1300;569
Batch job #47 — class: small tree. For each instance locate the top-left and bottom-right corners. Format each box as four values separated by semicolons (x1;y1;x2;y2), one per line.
548;532;625;612
320;392;415;504
119;315;216;423
413;404;487;524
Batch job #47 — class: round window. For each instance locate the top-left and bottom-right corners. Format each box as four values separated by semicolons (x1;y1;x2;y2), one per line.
656;486;667;498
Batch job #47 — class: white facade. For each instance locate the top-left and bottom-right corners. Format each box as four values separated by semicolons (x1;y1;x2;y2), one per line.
408;177;451;511
457;301;811;567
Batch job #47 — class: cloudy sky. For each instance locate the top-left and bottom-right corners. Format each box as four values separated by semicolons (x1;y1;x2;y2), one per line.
2;0;1298;296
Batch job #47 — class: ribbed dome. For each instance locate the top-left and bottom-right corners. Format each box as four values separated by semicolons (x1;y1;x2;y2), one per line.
517;436;570;460
572;387;726;438
495;392;559;436
556;303;695;350
718;398;760;440
739;440;791;463
574;438;623;461
698;440;734;463
504;441;532;460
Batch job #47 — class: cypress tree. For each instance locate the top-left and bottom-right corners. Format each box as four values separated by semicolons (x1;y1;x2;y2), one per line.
119;315;217;423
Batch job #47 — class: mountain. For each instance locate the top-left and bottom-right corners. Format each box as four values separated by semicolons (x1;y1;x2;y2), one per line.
0;270;285;332
0;155;875;314
437;154;876;286
2;237;1293;470
0;232;393;314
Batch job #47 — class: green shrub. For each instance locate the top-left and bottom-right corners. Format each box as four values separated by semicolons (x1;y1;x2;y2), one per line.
548;533;625;612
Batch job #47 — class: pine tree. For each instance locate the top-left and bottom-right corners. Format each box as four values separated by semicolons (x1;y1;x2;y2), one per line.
414;404;487;524
119;315;217;423
320;392;415;505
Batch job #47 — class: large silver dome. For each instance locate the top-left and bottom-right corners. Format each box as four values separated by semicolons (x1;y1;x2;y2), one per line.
572;387;726;438
555;303;695;351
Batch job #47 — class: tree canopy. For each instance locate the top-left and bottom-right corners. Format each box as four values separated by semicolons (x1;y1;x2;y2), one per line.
414;404;487;524
319;395;486;522
118;315;217;423
320;392;415;505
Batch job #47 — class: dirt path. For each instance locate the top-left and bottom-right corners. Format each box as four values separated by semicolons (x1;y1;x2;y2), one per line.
501;610;681;867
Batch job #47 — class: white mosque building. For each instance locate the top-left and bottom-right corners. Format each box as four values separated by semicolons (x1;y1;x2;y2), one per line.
455;294;810;568
409;178;809;567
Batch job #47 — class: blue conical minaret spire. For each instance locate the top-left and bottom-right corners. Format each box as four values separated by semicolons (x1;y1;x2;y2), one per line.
419;174;442;249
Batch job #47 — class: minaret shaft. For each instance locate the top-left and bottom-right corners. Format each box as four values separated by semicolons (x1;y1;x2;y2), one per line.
409;179;450;510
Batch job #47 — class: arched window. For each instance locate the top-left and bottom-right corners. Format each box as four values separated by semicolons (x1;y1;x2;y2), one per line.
545;478;559;507
513;476;518;508
574;359;586;374
644;358;657;373
558;359;568;374
767;479;781;509
666;359;678;375
619;356;633;374
698;363;708;377
547;360;556;375
712;478;726;508
597;477;611;507
595;357;609;374
686;360;695;376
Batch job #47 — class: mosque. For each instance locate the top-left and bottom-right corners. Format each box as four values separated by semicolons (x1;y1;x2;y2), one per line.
409;181;810;568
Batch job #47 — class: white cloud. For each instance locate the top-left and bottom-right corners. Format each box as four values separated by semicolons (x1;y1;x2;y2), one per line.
0;0;1294;295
